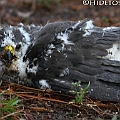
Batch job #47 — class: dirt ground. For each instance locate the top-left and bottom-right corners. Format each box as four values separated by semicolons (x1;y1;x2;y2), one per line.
0;0;120;120
0;0;120;26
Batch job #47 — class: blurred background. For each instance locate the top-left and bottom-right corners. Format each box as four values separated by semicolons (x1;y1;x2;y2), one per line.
0;0;120;27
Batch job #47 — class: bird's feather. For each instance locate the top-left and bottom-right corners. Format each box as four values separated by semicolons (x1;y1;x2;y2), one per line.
25;19;120;101
0;19;120;101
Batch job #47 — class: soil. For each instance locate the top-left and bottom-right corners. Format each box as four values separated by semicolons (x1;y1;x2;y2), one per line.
0;0;120;26
0;0;120;120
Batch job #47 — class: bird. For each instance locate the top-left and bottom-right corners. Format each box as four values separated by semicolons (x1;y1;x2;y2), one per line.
0;23;42;85
0;18;120;101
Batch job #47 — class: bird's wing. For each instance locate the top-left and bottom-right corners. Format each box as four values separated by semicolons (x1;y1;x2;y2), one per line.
25;19;120;101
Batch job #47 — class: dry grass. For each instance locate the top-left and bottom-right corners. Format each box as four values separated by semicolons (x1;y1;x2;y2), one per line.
0;81;120;120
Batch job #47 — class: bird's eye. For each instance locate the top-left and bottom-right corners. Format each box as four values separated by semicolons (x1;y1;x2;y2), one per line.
15;44;21;50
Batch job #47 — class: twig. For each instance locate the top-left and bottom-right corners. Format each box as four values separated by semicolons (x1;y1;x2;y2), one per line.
86;104;103;116
0;109;24;119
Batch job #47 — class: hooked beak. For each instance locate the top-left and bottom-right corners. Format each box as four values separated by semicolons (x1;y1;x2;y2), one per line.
1;45;17;67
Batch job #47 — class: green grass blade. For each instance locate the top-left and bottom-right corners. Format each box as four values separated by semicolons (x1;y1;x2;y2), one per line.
1;97;19;113
75;81;90;104
112;115;117;120
5;97;19;107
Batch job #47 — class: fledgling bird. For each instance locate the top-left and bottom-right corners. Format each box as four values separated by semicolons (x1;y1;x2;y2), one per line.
0;19;120;101
0;23;42;85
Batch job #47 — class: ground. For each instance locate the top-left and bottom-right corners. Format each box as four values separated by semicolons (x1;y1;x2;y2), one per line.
0;0;120;120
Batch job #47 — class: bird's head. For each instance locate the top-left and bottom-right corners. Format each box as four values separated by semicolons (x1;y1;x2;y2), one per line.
0;45;18;67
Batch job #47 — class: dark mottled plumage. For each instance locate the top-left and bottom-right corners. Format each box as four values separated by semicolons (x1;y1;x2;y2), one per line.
1;19;120;101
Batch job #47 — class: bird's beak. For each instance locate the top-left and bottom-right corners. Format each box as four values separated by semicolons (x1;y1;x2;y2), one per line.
0;45;17;67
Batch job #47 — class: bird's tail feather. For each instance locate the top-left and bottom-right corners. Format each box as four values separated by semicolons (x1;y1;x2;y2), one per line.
84;59;120;101
48;58;120;101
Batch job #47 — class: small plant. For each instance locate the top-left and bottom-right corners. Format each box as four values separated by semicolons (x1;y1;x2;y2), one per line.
72;81;90;104
1;97;19;113
0;90;20;119
112;115;117;120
